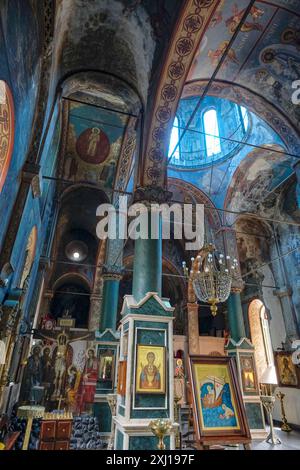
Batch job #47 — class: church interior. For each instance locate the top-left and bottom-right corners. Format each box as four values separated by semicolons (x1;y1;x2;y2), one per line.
1;0;300;452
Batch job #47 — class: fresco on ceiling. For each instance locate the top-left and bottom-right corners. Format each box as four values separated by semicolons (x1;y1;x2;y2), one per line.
236;218;270;263
224;146;292;224
167;94;293;214
187;0;300;127
64;103;128;189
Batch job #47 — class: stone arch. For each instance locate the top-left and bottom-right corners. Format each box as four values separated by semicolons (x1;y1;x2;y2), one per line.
141;0;220;188
51;273;91;328
248;298;274;381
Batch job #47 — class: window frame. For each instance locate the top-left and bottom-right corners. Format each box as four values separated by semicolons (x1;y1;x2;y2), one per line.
202;107;221;159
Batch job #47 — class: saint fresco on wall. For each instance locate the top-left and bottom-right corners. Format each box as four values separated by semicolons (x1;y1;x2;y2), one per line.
76;127;110;164
62;102;127;189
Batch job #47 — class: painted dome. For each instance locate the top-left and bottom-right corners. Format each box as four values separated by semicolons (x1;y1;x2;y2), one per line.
168;96;250;169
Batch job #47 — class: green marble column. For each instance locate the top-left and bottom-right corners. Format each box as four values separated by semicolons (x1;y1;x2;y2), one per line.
227;291;246;342
100;273;122;331
132;210;162;302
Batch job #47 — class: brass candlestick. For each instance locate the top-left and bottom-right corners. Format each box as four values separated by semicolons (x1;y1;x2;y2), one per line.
174;395;181;449
17;405;45;450
174;377;183;449
276;391;292;433
149;419;173;450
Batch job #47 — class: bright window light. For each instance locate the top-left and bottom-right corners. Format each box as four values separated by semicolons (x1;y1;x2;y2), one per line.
168;116;180;160
203;108;221;157
240;106;249;131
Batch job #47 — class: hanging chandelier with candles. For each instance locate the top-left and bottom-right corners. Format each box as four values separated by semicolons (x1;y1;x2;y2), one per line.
182;243;238;316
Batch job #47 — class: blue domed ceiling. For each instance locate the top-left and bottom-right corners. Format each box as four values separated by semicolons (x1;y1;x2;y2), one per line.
168;94;293;210
168;95;250;169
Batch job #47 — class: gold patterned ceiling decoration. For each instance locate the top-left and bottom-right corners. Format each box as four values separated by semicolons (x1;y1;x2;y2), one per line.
0;81;14;193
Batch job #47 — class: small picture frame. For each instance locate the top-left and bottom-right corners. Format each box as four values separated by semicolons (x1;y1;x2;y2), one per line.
274;351;299;388
135;344;166;394
117;360;127;396
97;348;115;390
240;354;259;394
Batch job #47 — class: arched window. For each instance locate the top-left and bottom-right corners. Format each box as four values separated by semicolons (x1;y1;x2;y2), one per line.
168;116;180;161
203;108;221;157
240;106;249;132
248;299;274;381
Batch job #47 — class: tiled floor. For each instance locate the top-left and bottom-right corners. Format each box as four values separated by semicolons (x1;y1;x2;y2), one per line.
251;427;300;450
183;426;300;450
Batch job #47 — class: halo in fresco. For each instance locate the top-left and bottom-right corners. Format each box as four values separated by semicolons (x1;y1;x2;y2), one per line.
0;80;14;192
76;126;110;164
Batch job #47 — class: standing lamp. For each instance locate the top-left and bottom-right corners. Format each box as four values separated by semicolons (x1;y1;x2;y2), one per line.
260;366;281;445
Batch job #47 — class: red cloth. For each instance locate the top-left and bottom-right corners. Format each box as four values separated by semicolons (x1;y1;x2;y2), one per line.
77;358;98;413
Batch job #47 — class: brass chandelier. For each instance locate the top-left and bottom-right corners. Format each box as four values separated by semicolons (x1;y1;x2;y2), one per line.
182;243;238;316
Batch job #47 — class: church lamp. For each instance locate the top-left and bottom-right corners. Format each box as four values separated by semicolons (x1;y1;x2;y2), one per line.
259;366;281;445
65;240;88;262
183;243;238;316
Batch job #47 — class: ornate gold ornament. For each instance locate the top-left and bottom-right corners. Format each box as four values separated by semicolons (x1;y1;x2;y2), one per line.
183;243;238;316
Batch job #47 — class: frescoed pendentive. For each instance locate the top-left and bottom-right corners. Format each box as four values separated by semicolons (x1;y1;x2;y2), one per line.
63;102;129;189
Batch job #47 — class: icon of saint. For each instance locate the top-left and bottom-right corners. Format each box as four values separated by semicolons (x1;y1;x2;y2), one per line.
281;357;297;385
139;352;161;390
77;348;99;413
87;128;100;157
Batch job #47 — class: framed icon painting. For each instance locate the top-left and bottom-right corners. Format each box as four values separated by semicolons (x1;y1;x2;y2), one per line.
117;360;127;396
97;348;115;390
135;344;165;394
274;351;299;388
240;355;259;394
188;355;251;444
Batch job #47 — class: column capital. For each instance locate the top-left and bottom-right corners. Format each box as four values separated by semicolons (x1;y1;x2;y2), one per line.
231;285;244;294
273;287;292;298
102;265;124;281
133;186;172;205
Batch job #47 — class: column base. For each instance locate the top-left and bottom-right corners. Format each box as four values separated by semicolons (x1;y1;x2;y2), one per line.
114;416;175;450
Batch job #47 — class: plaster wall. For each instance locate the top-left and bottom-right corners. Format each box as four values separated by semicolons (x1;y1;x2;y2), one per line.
261;264;300;426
